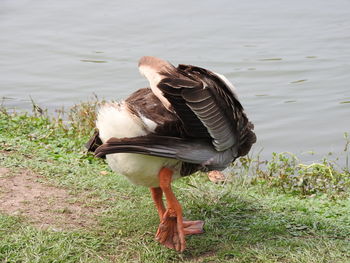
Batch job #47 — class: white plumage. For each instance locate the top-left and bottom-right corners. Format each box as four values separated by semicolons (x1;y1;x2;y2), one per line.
96;102;181;187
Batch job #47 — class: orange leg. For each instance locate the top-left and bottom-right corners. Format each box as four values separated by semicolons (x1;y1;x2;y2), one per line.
154;167;204;252
150;187;166;221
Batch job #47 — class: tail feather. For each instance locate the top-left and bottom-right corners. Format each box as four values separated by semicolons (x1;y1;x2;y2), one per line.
94;135;236;170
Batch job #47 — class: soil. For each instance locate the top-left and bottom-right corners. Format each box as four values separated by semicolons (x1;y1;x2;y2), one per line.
0;167;101;229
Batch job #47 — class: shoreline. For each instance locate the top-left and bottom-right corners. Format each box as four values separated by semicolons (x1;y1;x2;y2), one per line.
1;107;349;262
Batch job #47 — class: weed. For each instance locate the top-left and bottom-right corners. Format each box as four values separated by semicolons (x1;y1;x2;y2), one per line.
237;151;350;199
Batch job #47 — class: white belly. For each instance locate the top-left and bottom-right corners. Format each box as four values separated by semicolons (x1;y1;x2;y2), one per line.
106;153;181;187
96;102;182;187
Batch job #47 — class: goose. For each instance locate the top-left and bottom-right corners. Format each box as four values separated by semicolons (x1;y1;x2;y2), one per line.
86;56;256;252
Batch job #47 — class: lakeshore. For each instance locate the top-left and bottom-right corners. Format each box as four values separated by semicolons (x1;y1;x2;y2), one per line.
0;107;349;262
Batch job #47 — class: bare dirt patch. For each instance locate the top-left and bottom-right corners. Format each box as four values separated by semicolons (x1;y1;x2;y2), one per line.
0;167;101;229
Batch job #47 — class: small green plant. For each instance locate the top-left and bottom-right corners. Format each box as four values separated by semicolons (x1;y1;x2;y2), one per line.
52;95;103;138
249;152;350;198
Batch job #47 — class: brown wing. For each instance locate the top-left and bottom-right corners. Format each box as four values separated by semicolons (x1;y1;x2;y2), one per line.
138;56;256;155
158;64;253;153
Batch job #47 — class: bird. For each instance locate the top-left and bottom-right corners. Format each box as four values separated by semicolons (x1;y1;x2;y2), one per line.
86;56;256;252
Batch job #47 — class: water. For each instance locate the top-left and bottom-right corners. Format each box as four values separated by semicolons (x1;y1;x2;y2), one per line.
1;0;350;162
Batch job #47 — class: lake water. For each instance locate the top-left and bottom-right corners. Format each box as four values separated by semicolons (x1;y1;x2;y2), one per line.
1;0;349;163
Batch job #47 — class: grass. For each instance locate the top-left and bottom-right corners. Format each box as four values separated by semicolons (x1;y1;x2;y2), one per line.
0;104;350;262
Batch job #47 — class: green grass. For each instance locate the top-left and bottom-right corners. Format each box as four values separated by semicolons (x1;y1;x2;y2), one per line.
0;107;350;262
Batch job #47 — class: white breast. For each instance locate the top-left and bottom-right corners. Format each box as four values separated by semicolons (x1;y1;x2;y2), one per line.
96;102;181;187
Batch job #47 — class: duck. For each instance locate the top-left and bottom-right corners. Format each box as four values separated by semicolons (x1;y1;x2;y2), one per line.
86;56;256;252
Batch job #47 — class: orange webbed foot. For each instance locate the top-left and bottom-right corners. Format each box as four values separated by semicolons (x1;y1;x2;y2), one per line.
155;208;185;252
155;211;205;251
183;220;205;235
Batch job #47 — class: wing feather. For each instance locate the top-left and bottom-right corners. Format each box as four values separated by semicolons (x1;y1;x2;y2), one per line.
138;56;256;154
158;69;240;151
